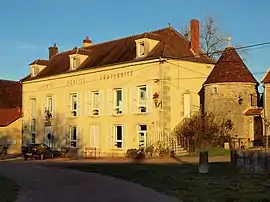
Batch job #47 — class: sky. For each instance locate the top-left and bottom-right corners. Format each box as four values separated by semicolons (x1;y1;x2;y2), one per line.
0;0;270;85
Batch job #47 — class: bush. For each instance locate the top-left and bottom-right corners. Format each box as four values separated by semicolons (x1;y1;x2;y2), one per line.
154;141;170;157
145;145;155;157
125;148;145;160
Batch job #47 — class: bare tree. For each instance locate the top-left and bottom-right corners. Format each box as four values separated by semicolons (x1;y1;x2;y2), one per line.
174;111;233;150
182;16;246;60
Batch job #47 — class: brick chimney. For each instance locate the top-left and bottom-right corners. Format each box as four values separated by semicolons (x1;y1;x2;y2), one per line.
82;36;92;47
190;19;200;56
48;43;58;59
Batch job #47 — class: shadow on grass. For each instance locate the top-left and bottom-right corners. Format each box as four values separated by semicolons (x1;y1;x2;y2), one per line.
51;160;270;202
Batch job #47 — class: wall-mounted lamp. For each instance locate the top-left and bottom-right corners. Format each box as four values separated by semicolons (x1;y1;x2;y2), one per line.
238;96;243;105
152;92;162;108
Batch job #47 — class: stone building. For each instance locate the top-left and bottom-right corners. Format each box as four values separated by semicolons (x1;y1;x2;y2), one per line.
20;19;215;156
202;45;263;148
0;79;22;154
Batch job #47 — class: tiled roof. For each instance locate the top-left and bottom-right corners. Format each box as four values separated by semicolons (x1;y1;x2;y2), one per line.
204;47;257;85
0;80;22;108
29;59;49;66
261;69;270;84
21;27;215;82
243;107;263;116
0;108;21;127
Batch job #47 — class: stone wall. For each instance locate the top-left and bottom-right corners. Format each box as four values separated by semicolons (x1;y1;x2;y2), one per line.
204;83;258;140
231;149;270;173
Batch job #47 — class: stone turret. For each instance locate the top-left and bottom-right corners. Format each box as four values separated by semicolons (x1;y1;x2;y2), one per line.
202;45;261;147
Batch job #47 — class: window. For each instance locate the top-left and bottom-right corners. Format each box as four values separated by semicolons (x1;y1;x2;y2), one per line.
71;57;77;69
113;89;123;115
30;98;36;118
114;125;123;148
30;119;36;132
183;93;191;117
46;96;53;116
137;85;147;113
70;93;78;117
70;126;77;147
91;91;100;116
138;125;147;148
32;66;39;76
139;42;145;56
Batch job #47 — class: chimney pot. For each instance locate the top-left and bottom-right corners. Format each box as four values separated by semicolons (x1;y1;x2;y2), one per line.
82;36;92;47
190;19;200;56
48;43;58;60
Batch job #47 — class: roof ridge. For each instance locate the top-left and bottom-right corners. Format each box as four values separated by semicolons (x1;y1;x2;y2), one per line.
85;27;171;48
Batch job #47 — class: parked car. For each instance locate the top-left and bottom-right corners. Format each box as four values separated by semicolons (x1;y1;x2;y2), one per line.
21;143;54;160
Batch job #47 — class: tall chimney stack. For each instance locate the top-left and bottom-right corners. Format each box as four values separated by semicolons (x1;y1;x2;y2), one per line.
48;43;58;60
190;19;200;56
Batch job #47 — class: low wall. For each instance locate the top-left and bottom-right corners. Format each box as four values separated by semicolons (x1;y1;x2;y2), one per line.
231;149;270;173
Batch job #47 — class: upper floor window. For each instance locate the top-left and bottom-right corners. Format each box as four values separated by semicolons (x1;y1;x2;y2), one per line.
113;88;123;115
139;42;145;56
70;93;78;117
72;57;77;69
183;92;191;118
30;98;36;118
45;96;53;117
32;66;39;76
137;85;147;113
89;90;100;116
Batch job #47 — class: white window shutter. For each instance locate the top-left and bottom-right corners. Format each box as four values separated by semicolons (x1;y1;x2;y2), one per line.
66;94;70;117
107;125;113;149
90;125;95;148
96;125;100;148
99;90;105;115
77;93;81;117
130;86;137;114
42;97;46;118
107;89;113;115
52;95;56;118
77;126;82;149
122;88;127;114
64;126;70;147
147;85;153;113
184;93;191;117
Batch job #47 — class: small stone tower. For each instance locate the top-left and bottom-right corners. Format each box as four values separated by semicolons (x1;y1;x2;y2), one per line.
202;46;262;148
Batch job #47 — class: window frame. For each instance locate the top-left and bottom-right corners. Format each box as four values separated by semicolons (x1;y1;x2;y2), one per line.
69;126;78;148
70;93;78;117
114;125;123;149
91;90;100;116
138;124;147;148
113;88;123;115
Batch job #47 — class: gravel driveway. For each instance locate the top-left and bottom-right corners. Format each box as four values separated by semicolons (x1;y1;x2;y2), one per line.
0;160;181;202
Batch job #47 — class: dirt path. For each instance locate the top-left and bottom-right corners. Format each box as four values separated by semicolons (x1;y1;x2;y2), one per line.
0;161;181;202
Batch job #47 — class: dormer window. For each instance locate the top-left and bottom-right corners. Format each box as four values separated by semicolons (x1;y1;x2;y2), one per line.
135;38;159;58
32;66;39;76
139;42;145;56
72;57;77;69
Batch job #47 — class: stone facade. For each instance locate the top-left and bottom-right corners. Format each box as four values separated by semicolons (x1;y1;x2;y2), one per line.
204;83;259;141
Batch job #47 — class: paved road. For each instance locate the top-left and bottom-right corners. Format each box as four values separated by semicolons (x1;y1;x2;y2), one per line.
0;160;181;202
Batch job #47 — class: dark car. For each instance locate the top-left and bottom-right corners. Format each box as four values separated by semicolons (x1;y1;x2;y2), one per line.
21;143;54;160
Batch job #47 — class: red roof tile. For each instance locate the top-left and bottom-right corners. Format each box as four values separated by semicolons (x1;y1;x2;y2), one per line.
204;47;257;85
29;59;49;66
21;27;215;82
0;108;22;127
262;69;270;83
243;107;263;116
0;80;22;109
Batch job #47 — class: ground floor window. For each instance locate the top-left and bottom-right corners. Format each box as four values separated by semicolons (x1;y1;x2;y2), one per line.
138;125;147;148
70;126;77;147
114;125;123;148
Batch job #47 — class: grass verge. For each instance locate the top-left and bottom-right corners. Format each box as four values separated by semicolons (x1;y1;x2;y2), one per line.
60;162;270;202
0;175;19;202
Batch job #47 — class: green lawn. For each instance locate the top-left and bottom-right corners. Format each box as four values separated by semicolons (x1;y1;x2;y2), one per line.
0;175;19;202
185;147;231;157
61;162;270;202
